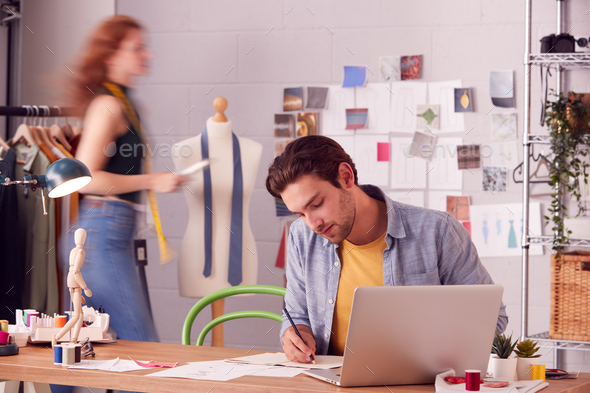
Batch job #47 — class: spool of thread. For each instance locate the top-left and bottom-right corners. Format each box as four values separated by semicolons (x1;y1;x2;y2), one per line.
0;331;9;345
0;320;8;332
54;345;63;364
74;344;82;363
465;370;480;391
26;312;38;327
62;344;76;366
55;315;67;328
23;310;35;326
531;364;545;381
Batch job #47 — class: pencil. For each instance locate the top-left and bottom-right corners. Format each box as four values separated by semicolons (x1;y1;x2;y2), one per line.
283;308;315;364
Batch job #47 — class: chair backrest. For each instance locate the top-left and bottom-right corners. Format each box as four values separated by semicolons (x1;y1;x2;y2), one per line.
181;285;286;346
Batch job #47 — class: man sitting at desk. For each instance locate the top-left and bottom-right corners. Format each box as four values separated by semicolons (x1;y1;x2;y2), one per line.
265;135;508;363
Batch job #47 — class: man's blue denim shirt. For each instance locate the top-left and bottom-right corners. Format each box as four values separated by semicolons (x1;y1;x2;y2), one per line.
280;184;509;355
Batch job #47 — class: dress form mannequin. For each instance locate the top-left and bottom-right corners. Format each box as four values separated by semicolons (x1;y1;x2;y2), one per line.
173;97;262;346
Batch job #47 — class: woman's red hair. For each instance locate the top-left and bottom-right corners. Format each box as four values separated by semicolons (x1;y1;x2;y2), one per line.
68;15;142;116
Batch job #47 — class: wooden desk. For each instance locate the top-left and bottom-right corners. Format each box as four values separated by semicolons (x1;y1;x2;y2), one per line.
1;340;589;393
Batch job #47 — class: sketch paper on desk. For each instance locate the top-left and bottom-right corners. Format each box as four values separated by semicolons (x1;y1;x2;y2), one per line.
354;134;389;187
428;80;465;133
321;86;355;135
389;191;425;208
428;191;462;212
147;360;268;381
389;81;427;133
390;137;427;189
427;137;463;190
470;203;543;257
489;141;519;169
355;83;391;133
329;135;355;160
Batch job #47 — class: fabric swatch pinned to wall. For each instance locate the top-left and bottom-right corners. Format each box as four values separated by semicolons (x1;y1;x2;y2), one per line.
491;113;517;140
306;87;329;109
283;87;303;111
454;88;473;112
343;66;367;87
297;112;319;137
489;71;515;108
345;108;369;129
379;56;401;82
401;55;422;80
482;166;507;193
274;114;295;137
457;144;481;170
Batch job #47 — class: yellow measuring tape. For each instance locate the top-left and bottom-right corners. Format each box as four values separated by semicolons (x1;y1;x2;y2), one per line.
103;81;176;264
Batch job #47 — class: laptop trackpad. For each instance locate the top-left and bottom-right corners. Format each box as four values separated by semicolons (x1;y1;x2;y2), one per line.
303;367;342;385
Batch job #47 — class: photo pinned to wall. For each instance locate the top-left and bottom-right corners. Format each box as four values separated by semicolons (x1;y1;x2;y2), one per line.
491;113;517;140
400;55;422;80
490;70;515;108
456;144;481;170
346;108;369;130
489;141;519;168
388;191;425;208
427;137;463;190
343;66;367;88
296;112;319;137
428;80;465;133
356;83;391;133
306;87;329;109
409;131;437;162
390;81;427;133
354;134;389;187
283;87;303;111
447;196;470;221
274;114;295;137
275;197;295;217
379;56;401;82
390;137;427;190
274;139;294;157
416;104;440;131
482;166;507;193
454;88;473;112
470;203;544;257
321;86;355;135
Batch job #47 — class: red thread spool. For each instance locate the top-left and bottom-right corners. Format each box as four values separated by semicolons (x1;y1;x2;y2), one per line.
465;370;481;391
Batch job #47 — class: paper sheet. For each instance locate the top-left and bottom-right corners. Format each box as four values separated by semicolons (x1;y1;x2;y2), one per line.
354;134;389;187
147;360;269;381
470;203;544;257
68;358;150;372
390;137;427;189
388;191;425;208
355;83;392;133
489;141;519;169
428;80;465;133
389;81;427;133
321;86;355;135
427;137;463;190
226;352;343;370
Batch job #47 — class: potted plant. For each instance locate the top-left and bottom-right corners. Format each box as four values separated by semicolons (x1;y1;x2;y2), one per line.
515;339;542;380
489;332;518;380
542;91;590;256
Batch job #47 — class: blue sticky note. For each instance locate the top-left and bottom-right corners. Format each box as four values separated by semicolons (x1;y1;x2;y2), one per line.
343;66;367;88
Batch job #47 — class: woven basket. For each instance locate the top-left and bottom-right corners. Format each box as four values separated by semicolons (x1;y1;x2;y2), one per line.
549;251;590;341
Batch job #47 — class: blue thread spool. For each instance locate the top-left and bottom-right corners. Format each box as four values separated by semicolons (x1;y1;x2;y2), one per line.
54;345;63;364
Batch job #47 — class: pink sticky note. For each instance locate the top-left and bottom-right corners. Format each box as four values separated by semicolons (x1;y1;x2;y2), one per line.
377;142;390;162
462;221;472;236
134;360;178;368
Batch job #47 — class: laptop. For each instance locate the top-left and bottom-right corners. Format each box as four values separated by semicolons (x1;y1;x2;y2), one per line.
304;285;504;387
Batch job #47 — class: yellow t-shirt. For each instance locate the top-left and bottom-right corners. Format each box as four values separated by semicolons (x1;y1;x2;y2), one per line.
327;232;386;356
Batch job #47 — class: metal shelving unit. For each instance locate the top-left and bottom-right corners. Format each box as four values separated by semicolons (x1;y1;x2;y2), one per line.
521;0;590;368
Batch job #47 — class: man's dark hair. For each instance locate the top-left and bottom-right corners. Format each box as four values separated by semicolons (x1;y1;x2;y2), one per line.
266;135;358;199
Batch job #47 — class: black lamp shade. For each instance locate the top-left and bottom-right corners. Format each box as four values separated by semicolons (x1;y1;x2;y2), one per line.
45;158;92;198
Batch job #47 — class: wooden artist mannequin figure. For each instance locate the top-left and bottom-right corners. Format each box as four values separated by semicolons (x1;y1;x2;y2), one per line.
173;97;262;346
52;228;92;346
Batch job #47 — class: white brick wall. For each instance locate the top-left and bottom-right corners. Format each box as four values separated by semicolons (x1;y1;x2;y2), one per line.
19;0;590;368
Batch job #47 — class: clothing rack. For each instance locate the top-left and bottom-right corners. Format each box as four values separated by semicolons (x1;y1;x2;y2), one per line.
0;105;77;117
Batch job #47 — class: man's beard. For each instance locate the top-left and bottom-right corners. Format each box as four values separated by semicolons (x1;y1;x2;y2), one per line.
318;188;356;244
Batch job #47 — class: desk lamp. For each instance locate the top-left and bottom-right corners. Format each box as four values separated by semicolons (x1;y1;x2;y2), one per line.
0;158;92;214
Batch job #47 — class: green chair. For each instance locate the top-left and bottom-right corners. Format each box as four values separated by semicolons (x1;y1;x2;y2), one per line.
182;285;286;346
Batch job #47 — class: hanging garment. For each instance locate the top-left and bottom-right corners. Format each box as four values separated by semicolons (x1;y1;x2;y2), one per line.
201;127;243;286
0;148;23;322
